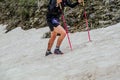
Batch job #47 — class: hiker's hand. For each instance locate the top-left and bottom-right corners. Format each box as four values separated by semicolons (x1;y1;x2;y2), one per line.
57;0;62;4
78;0;83;4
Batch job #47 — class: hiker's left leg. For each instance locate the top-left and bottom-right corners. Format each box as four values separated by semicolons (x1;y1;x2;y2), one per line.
54;25;66;47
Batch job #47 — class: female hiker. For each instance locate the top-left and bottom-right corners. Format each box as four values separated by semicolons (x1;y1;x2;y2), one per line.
46;0;83;56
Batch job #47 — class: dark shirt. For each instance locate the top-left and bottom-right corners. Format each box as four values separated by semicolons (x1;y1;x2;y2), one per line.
47;0;79;19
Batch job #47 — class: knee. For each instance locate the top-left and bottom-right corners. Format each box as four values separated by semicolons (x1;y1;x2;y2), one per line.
50;32;57;40
61;31;66;37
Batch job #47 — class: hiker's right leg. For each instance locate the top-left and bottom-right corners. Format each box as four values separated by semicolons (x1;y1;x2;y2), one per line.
46;31;57;56
47;31;57;51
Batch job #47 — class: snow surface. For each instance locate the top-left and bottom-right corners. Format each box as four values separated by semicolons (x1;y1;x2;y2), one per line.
0;23;120;80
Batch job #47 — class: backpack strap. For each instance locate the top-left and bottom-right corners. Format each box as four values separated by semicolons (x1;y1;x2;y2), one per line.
49;0;52;4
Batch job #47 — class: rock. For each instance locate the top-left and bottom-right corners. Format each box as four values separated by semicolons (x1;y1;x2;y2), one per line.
0;0;120;35
42;31;51;38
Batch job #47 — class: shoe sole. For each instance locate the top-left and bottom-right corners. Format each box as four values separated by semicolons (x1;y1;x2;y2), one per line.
54;53;64;55
45;53;52;56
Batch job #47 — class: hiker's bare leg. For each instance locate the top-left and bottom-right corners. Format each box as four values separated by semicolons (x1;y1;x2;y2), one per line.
54;25;66;47
47;31;57;50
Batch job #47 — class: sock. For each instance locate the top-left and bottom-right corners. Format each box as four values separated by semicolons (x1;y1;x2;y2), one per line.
55;46;59;50
47;50;51;53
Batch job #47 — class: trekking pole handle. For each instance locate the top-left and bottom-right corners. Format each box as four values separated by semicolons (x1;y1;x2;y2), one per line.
82;0;85;6
58;3;62;10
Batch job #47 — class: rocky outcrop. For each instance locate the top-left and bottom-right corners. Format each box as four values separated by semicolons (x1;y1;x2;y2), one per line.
0;0;120;33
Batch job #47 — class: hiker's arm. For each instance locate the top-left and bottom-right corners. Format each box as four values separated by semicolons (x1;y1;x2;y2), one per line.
66;0;79;8
49;0;56;12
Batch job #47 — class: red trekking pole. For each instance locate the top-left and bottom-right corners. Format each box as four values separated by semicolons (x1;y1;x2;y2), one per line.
82;0;91;42
59;4;73;50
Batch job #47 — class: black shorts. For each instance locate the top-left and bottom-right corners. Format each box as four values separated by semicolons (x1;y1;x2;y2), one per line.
47;18;60;31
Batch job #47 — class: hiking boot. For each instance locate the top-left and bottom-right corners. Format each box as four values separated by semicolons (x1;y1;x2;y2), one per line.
54;49;64;55
45;51;52;56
